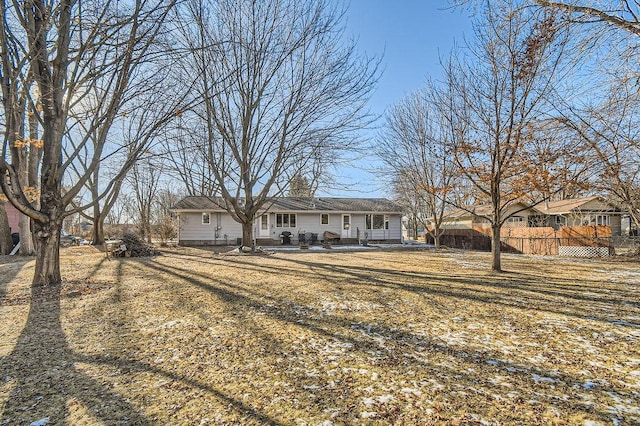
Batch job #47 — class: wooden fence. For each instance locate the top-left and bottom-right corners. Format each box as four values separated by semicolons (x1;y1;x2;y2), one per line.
426;225;614;257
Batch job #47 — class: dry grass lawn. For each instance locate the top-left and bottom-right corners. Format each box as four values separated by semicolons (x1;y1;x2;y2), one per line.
0;246;639;425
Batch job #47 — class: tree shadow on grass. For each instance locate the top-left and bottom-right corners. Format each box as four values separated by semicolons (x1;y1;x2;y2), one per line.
0;283;152;425
257;255;640;328
0;257;283;425
140;256;628;424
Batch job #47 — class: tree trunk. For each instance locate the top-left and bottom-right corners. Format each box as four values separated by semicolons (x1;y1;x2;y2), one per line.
92;214;105;245
0;202;14;255
491;223;502;272
32;220;62;286
18;214;35;255
433;224;441;249
242;220;254;248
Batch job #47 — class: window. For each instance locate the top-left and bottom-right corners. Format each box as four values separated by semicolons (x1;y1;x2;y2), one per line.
595;215;610;226
507;216;524;223
202;212;210;225
366;214;385;230
320;213;329;225
276;213;296;228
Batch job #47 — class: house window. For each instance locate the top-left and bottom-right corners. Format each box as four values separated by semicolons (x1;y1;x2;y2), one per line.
507;216;524;223
202;212;210;225
276;213;297;228
595;215;610;226
320;213;329;225
366;214;385;230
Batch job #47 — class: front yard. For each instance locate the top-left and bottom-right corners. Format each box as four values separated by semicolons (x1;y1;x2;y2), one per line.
0;247;639;425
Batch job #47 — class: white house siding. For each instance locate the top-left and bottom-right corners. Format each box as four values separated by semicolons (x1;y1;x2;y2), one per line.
271;213;402;242
178;212;243;245
178;211;402;245
269;212;360;241
360;215;402;241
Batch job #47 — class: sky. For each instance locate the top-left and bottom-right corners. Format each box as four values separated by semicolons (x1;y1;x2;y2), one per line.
321;1;473;198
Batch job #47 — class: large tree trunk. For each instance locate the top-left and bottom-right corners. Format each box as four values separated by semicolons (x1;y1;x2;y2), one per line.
0;202;14;254
433;224;441;249
92;210;105;245
491;223;502;272
32;220;62;286
241;220;254;248
18;214;35;255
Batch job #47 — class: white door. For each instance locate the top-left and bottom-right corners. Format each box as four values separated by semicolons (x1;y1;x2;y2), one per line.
258;214;270;237
342;214;351;238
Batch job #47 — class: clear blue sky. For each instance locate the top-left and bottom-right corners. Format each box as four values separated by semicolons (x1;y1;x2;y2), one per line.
321;1;473;198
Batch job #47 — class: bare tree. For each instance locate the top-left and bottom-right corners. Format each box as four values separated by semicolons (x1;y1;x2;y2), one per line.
557;79;640;228
0;201;13;254
68;84;185;245
0;0;177;285
129;157;164;243
445;3;571;271
377;87;458;248
177;0;378;247
153;185;182;244
162;115;219;197
288;173;315;197
531;0;640;230
532;1;640;35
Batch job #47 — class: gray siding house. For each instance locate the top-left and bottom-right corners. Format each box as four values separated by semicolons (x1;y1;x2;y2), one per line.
172;196;403;246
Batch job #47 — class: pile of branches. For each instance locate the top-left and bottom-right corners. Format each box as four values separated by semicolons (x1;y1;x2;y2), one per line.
120;232;160;257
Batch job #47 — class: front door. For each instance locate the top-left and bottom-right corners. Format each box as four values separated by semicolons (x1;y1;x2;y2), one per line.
258;214;270;237
342;214;351;238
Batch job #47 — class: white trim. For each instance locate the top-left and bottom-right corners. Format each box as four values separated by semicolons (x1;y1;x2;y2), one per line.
320;213;330;225
258;214;270;237
275;213;297;228
202;212;211;225
341;214;351;238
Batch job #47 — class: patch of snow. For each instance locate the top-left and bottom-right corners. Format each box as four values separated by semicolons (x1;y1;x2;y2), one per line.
360;412;377;419
401;387;422;396
29;419;50;426
303;385;322;390
376;395;393;404
532;374;557;384
362;397;375;408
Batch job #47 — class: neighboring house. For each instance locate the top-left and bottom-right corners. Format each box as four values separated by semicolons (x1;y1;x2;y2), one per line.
441;201;536;230
171;196;403;246
532;196;623;235
442;196;625;236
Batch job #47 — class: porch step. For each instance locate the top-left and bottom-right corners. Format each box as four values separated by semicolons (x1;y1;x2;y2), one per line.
256;238;279;246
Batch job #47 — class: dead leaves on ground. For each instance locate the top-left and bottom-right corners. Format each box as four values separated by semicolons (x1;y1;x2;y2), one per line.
0;248;639;425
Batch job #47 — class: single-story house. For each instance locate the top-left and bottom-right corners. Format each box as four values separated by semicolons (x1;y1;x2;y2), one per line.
441;201;535;230
171;196;404;246
441;196;624;235
530;196;623;234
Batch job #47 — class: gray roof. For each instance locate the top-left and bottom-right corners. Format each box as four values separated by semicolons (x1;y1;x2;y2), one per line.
172;196;402;213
